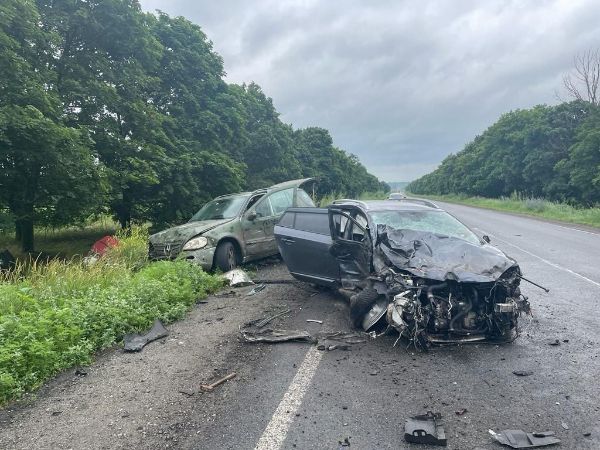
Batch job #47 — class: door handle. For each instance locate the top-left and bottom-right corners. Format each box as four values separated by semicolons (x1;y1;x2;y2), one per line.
281;238;295;245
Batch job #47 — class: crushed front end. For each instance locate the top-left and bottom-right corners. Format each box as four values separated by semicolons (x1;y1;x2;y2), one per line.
371;266;530;348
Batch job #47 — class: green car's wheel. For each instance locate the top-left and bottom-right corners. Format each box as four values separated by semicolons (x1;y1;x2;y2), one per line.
215;241;238;272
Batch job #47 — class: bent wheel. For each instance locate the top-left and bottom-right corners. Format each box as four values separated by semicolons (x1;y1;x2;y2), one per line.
349;288;380;329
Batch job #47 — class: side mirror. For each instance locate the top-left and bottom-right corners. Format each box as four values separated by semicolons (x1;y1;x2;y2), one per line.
247;212;257;221
482;235;491;244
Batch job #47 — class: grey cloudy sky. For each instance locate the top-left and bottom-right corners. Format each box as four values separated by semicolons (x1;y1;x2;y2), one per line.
140;0;600;182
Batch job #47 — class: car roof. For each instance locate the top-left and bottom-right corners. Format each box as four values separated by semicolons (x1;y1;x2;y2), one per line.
332;198;440;211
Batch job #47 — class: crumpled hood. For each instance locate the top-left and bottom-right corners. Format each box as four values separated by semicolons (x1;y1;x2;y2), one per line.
149;219;233;245
374;225;518;283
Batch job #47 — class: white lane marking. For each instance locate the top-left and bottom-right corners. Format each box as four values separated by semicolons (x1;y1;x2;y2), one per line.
255;346;324;450
552;223;600;236
474;228;600;289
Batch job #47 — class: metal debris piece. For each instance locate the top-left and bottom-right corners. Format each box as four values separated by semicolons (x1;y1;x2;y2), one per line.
223;269;254;287
404;411;447;446
561;422;569;430
512;370;534;377
455;408;468;416
240;328;316;344
123;320;169;352
200;372;236;392
306;319;323;324
246;309;292;328
246;284;267;296
213;290;238;298
548;339;560;346
489;429;560;448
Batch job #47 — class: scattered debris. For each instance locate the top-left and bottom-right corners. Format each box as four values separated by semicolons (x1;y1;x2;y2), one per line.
240;328;316;344
246;284;267;296
200;372;237;392
404;411;447;446
583;432;591;437
489;429;560;448
512;370;534;377
123;320;169;352
51;411;62;416
306;319;323;324
213;290;238;298
74;368;88;377
455;408;468;416
223;269;254;287
245;309;292;328
338;436;351;448
548;339;560;346
561;422;569;430
251;278;298;285
369;370;379;376
178;389;194;397
563;339;569;343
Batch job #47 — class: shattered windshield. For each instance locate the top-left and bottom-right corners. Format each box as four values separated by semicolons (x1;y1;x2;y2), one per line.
189;195;250;221
369;210;480;245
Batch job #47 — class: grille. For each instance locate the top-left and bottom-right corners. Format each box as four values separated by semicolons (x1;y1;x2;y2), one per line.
149;241;183;260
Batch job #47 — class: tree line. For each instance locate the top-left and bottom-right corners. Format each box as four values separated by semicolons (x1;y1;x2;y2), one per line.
0;0;386;252
407;100;600;206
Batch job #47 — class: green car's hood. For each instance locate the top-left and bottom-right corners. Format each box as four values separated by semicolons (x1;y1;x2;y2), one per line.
149;218;234;245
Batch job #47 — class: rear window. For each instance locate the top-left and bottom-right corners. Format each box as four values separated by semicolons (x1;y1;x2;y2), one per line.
294;212;330;235
278;211;295;228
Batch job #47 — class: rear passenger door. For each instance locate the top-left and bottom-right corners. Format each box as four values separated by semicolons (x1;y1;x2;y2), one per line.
275;210;339;286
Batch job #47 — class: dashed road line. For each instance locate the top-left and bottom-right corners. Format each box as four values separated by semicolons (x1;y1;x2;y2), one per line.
475;228;600;289
254;346;324;450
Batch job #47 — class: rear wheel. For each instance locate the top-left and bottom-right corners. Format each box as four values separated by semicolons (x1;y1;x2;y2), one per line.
349;288;380;329
215;241;238;272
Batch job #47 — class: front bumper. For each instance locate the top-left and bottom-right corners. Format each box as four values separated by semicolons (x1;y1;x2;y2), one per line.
181;246;216;271
149;241;215;271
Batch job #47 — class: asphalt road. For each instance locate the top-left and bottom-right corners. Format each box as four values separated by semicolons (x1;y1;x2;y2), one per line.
2;203;599;450
191;202;600;450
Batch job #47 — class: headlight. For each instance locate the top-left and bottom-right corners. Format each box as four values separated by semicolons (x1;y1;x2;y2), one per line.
183;236;208;251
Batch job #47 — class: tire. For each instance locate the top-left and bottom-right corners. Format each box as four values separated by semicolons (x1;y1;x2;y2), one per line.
349;288;380;329
214;241;238;272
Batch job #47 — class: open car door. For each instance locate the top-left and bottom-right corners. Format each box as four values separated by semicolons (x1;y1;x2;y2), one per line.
328;206;373;290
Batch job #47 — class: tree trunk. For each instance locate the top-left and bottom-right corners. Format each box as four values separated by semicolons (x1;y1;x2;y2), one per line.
20;218;34;253
15;220;22;242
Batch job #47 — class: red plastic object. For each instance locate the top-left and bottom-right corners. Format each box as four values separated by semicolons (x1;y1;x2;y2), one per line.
90;235;119;256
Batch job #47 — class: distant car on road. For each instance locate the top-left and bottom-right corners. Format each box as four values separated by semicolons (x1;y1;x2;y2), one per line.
274;198;530;347
388;192;406;200
149;178;315;271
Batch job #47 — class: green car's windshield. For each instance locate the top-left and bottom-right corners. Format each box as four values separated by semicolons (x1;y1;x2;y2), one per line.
369;210;480;245
190;195;250;221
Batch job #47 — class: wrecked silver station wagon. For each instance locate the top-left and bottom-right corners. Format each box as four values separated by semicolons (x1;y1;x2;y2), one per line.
274;199;531;348
149;178;315;271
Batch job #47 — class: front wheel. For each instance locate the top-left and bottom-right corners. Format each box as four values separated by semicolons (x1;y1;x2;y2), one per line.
214;241;238;272
349;288;380;329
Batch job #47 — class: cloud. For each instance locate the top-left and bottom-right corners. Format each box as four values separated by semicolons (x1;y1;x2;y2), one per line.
140;0;600;181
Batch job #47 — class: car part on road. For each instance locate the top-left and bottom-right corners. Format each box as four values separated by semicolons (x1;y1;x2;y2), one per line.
123;320;169;352
200;372;237;392
488;429;560;448
512;370;534;377
246;284;267;296
245;309;292;328
223;269;254;287
240;327;316;344
306;319;323;324
404;411;447;446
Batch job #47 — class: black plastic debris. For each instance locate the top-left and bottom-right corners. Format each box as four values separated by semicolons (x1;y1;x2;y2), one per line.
404;411;447;446
513;370;534;377
123;320;169;352
489;429;560;448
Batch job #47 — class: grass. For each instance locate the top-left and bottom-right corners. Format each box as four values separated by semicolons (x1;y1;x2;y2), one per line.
410;193;600;229
0;217;117;260
0;227;224;405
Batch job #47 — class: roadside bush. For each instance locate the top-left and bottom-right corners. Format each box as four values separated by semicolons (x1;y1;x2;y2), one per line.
0;229;224;404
